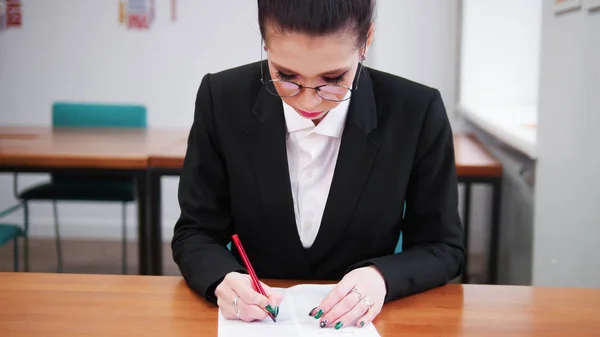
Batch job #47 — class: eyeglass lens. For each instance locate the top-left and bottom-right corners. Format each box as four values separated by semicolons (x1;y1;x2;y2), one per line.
267;81;350;101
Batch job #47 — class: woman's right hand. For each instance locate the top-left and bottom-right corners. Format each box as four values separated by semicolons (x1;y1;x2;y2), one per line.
215;272;283;322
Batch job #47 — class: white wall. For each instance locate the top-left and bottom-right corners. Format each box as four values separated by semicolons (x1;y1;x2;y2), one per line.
372;0;459;124
459;0;542;108
532;2;600;287
0;0;260;127
0;0;460;242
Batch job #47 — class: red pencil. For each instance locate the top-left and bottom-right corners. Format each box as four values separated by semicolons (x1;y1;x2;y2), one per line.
231;234;277;323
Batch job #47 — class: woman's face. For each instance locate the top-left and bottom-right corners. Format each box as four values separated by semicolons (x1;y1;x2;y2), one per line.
265;26;367;123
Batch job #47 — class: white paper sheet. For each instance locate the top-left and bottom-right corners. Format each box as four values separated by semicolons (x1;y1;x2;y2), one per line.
218;284;381;337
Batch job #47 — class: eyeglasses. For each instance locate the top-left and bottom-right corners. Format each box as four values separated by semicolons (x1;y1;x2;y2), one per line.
260;43;364;103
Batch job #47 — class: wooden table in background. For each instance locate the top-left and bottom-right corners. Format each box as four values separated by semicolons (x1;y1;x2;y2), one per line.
148;133;503;283
149;136;188;169
0;126;185;275
453;134;503;283
0;127;502;281
144;135;189;276
149;133;503;175
1;272;599;337
0;126;191;169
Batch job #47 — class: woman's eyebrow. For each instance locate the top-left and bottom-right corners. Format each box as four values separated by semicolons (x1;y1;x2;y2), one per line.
271;61;350;76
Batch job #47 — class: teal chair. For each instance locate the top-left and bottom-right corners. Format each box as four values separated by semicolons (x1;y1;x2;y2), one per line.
14;102;147;274
394;201;406;253
0;203;27;271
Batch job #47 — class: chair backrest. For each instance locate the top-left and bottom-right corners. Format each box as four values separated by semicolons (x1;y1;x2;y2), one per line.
50;102;147;183
52;102;147;128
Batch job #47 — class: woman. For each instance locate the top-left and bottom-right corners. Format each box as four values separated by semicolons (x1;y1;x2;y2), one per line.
172;0;464;330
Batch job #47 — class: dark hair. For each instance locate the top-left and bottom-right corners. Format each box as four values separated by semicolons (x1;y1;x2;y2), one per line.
258;0;375;48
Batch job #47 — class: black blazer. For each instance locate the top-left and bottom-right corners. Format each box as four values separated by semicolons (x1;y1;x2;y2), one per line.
172;61;464;304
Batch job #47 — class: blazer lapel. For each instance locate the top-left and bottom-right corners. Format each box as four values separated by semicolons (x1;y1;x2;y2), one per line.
306;69;380;263
245;81;312;273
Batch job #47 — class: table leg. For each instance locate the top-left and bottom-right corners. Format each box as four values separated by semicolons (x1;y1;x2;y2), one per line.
489;178;502;284
148;169;163;275
462;182;471;284
136;171;149;275
24;201;29;272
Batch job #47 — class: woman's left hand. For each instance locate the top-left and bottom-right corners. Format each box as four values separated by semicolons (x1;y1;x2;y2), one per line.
309;266;387;329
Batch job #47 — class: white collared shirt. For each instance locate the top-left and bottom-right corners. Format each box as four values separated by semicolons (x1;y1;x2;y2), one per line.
282;98;350;248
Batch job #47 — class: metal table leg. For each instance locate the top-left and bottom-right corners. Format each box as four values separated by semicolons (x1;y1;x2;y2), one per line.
136;171;149;275
489;178;502;284
462;182;472;283
147;169;163;275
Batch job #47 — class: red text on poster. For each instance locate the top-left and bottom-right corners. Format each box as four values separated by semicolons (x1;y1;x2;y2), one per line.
6;0;21;27
127;13;150;29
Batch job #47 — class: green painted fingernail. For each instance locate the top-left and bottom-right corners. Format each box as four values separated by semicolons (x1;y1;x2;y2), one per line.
275;306;279;317
309;307;318;316
335;322;343;330
314;310;324;319
360;321;365;327
265;305;277;315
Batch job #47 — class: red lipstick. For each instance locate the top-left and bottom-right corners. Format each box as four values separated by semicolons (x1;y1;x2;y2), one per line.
297;109;322;118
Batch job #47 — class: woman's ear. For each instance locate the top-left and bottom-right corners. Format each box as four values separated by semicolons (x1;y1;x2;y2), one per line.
364;22;375;57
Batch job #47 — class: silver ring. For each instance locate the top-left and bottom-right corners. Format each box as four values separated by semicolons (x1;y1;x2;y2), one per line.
350;287;363;300
360;298;373;308
233;296;241;318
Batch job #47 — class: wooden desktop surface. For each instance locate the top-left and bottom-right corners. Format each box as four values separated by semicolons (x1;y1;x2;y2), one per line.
150;132;503;177
0;126;186;169
149;136;189;169
453;134;502;177
0;126;501;176
1;272;599;337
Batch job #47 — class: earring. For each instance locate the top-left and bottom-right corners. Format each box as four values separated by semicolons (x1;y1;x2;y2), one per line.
264;46;268;52
360;54;366;61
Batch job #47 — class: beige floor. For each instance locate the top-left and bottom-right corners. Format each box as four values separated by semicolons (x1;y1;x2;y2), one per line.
0;238;486;283
0;238;181;275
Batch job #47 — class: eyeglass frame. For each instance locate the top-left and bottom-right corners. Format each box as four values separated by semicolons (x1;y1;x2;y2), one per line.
259;41;365;102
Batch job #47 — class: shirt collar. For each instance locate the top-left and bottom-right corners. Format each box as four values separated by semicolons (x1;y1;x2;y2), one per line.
282;95;350;138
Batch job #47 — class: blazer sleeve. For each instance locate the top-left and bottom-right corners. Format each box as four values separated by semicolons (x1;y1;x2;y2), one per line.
349;89;465;302
171;73;246;303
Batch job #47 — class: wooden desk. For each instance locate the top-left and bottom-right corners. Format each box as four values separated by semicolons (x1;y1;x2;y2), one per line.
1;273;599;337
0;126;185;169
0;126;185;275
149;133;502;175
148;133;503;283
454;134;502;177
453;134;503;284
149;136;188;169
